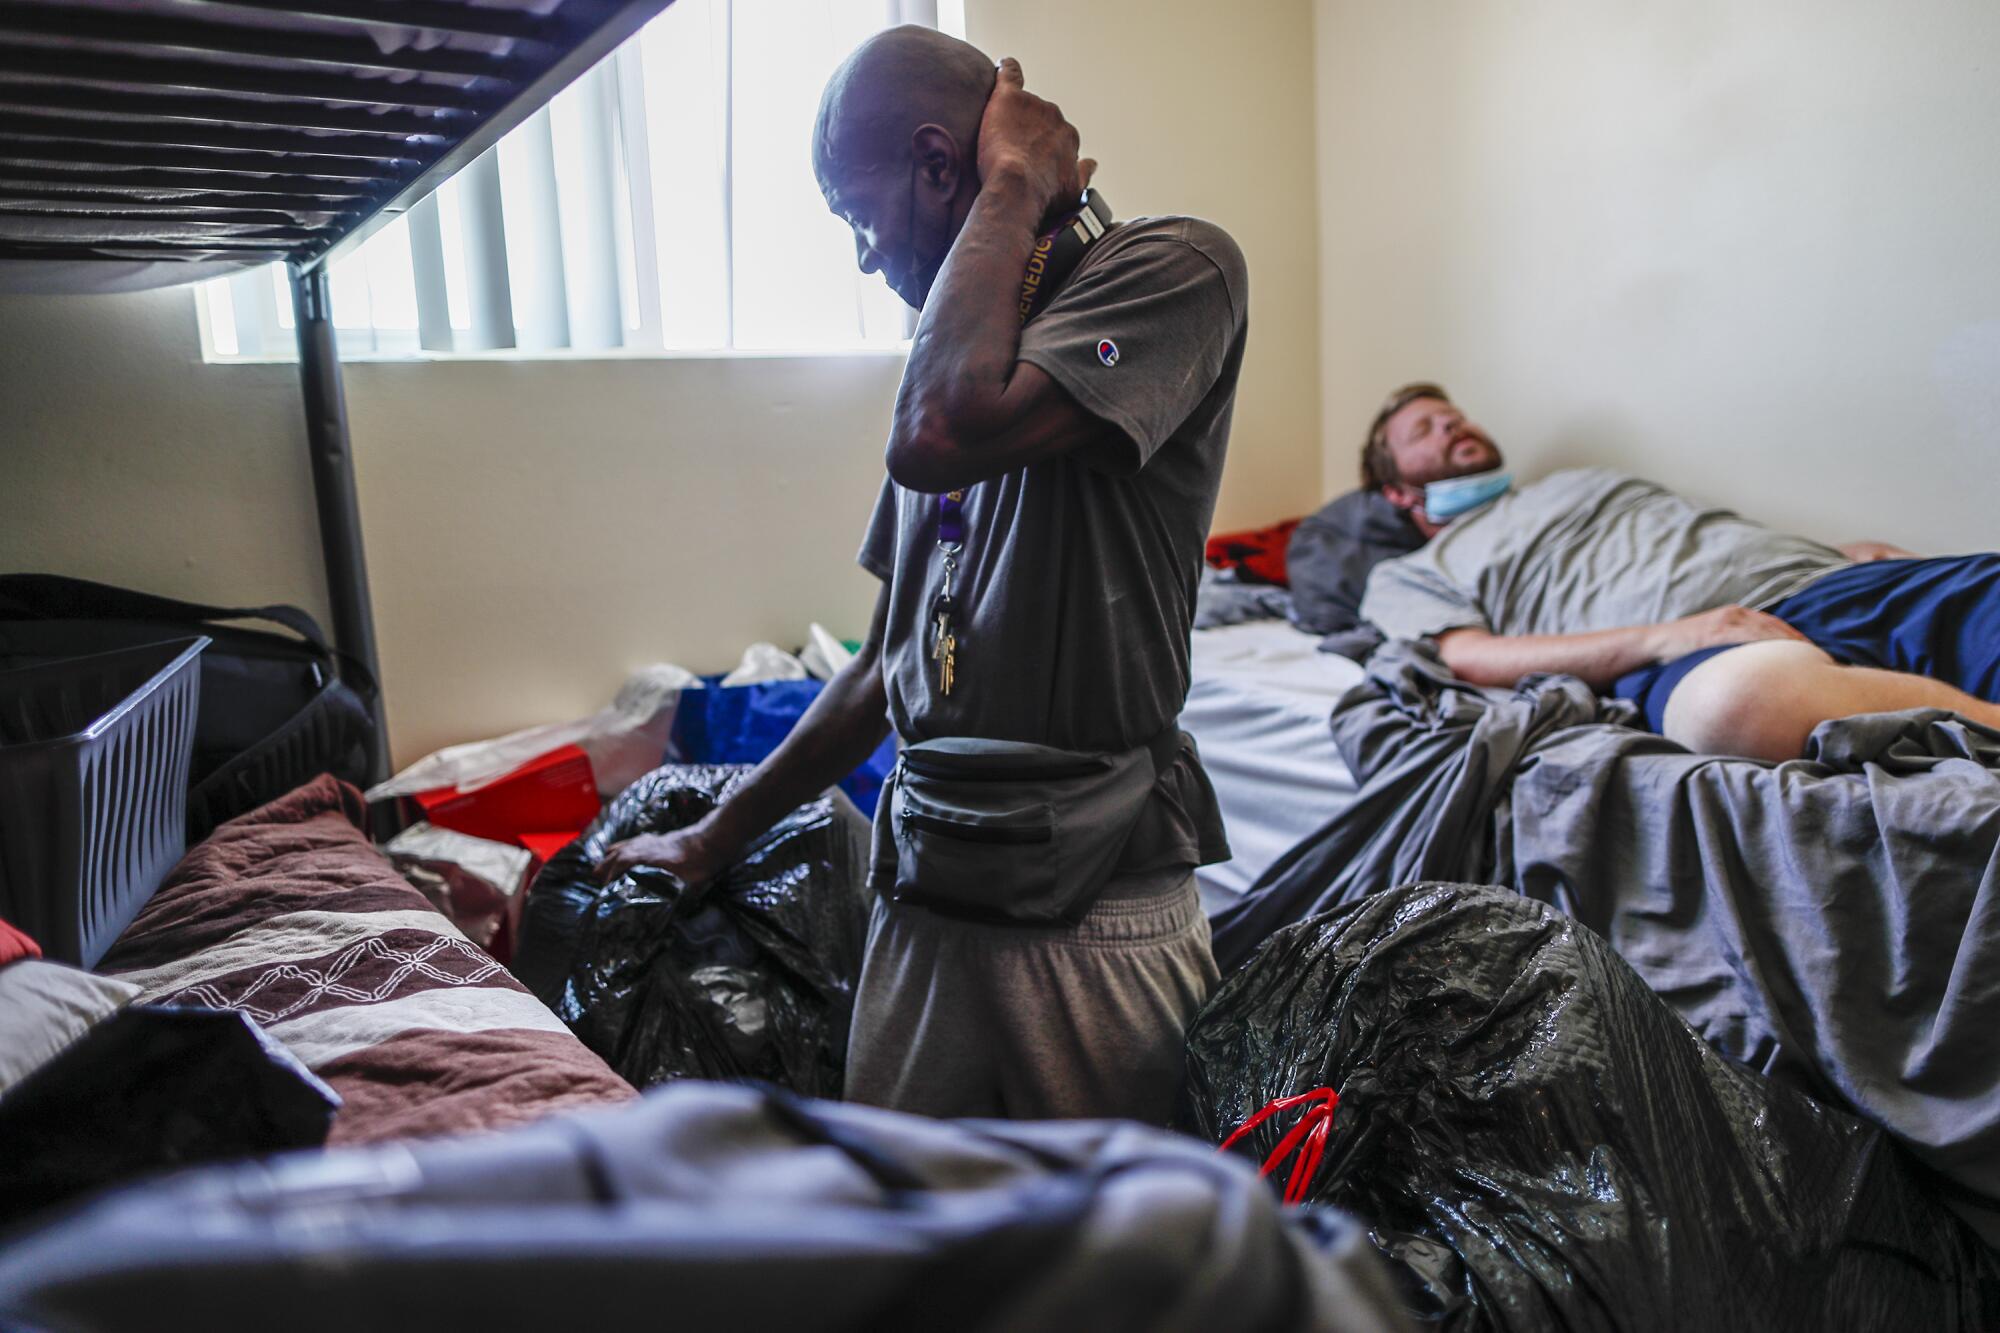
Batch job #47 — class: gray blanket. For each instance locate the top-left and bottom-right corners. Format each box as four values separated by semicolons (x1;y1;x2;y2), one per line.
0;1080;1411;1333
1211;641;2000;1241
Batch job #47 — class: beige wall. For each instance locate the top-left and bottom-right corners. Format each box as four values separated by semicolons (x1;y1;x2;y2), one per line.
1314;0;2000;554
0;291;906;768
0;0;1322;771
970;0;1324;529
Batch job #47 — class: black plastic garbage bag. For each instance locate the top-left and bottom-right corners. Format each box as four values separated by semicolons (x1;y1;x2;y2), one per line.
0;1005;339;1232
1181;882;2000;1332
512;764;870;1098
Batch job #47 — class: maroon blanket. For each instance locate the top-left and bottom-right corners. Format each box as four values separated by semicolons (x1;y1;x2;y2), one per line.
99;775;633;1144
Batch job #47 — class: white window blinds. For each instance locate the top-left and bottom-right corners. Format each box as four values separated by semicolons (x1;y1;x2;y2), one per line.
200;0;966;360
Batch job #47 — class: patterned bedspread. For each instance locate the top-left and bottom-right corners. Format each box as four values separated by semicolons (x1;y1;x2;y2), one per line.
98;775;634;1144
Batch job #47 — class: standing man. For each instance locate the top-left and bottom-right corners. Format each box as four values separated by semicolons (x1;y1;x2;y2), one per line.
600;26;1246;1123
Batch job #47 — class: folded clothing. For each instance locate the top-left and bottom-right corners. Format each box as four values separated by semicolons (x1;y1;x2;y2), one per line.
3;912;334;1232
0;1005;338;1232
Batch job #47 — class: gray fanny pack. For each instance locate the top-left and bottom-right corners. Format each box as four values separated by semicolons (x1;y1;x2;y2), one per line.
869;728;1181;925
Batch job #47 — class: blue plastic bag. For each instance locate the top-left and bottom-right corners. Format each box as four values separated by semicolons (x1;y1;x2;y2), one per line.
670;678;896;816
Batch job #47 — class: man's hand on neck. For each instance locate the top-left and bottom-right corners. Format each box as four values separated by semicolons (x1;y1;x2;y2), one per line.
886;59;1100;493
975;57;1095;233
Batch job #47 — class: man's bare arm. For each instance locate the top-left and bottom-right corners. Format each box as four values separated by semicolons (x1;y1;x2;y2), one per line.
598;586;894;884
887;59;1107;493
1435;605;1810;691
1837;540;1919;563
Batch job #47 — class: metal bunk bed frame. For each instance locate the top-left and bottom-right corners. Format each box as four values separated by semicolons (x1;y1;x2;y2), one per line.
0;0;673;779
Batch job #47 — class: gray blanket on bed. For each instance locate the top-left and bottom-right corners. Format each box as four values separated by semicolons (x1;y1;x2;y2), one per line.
1210;640;2000;1242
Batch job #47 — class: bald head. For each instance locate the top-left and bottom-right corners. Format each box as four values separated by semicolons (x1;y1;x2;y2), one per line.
813;25;994;190
813;25;997;308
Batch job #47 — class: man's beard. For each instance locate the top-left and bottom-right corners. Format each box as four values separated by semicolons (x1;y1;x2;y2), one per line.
1440;431;1502;478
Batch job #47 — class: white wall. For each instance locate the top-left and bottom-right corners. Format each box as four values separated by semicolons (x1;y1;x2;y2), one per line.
0;0;1322;771
1314;0;1999;554
970;0;1324;531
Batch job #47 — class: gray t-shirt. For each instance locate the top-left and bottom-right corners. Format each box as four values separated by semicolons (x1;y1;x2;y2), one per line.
1360;467;1851;641
858;216;1245;871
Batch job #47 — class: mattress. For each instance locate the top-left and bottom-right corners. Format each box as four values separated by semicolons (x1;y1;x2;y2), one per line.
1182;620;1363;906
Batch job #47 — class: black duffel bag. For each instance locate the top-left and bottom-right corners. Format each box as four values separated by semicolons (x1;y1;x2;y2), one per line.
0;574;379;840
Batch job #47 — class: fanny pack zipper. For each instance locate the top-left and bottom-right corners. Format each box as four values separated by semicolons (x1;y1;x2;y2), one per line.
899;751;1107;782
898;807;1053;844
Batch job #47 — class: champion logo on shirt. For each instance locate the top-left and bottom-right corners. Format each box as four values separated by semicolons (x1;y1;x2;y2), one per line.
1096;338;1120;367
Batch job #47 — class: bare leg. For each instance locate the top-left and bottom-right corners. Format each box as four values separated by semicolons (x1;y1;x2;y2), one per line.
1662;640;2000;762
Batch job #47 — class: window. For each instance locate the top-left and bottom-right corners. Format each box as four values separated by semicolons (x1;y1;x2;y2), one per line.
199;0;967;361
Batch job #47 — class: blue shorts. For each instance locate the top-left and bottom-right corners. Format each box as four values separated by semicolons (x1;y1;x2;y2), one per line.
1612;554;2000;733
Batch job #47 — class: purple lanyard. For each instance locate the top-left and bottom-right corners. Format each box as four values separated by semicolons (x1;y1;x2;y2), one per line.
937;489;966;548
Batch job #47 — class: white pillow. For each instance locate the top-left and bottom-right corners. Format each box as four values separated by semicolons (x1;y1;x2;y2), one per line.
0;960;142;1098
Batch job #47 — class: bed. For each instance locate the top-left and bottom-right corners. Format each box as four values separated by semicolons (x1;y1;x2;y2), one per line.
1210;636;2000;1247
97;774;634;1144
1182;620;1362;906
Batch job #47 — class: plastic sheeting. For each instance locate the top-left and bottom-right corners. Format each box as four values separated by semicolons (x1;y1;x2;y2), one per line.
797;624;855;682
368;664;696;803
718;642;810;686
1182;882;2000;1332
672;678;898;817
512;766;870;1098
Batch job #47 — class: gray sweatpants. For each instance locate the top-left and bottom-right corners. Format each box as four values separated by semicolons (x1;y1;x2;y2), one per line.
842;874;1218;1125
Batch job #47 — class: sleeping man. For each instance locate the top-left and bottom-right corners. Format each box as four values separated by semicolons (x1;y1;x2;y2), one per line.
1354;382;2000;762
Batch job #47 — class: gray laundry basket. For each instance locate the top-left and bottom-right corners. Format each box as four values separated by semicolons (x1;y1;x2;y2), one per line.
0;637;206;967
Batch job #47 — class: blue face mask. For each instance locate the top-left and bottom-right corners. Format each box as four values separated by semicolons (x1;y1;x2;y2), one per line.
1423;468;1512;521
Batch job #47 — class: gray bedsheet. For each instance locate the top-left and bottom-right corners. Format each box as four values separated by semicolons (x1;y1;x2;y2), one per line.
1211;641;2000;1241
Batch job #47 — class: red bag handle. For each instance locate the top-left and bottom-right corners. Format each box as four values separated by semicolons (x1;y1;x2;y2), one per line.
1217;1087;1339;1206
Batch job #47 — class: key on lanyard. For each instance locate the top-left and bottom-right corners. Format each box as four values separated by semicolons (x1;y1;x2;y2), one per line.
932;547;958;696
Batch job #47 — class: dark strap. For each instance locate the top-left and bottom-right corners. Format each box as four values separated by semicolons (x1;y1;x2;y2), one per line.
0;573;374;695
1015;186;1113;326
0;573;329;649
